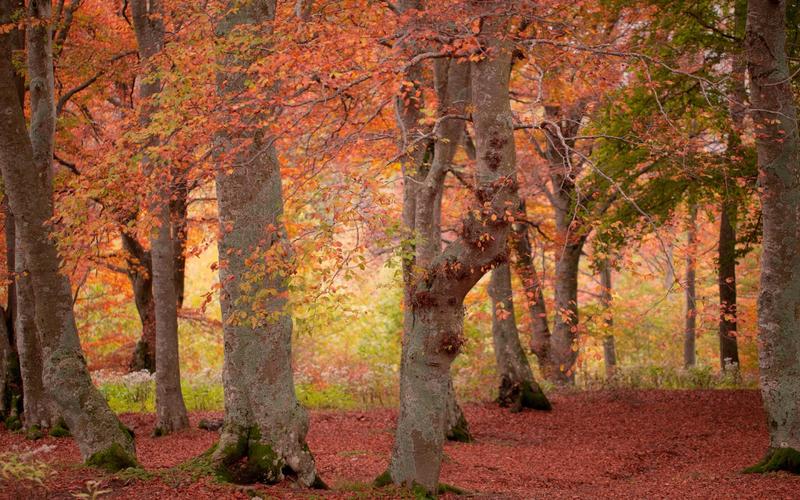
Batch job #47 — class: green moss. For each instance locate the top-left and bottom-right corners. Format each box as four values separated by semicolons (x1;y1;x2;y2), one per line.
411;483;436;499
743;447;800;474
373;469;392;487
438;482;467;495
25;425;43;440
520;382;552;411
4;414;21;431
86;443;139;472
446;414;472;443
119;422;135;440
213;427;285;484
49;418;70;438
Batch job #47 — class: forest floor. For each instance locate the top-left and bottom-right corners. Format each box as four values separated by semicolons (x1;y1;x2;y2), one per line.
1;389;799;499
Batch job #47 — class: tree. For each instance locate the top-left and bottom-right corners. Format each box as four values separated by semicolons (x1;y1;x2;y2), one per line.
209;0;322;486
385;7;521;491
683;203;697;368
131;0;189;434
489;263;550;410
743;0;800;474
0;0;136;470
598;257;617;379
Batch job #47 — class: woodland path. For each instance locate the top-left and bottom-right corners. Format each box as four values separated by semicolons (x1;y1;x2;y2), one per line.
1;390;798;499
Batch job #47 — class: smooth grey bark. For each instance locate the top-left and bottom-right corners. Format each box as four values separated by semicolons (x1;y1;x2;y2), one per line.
509;202;551;364
718;200;739;371
542;104;587;384
489;264;550;411
683;204;697;369
0;0;136;467
387;15;518;492
15;242;54;428
131;0;189;434
599;259;617;380
210;0;321;486
14;0;60;431
743;0;800;472
393;8;471;444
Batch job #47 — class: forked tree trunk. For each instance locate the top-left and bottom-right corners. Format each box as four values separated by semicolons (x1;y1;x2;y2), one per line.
131;0;188;434
743;0;800;472
387;15;518;492
489;264;550;411
0;0;136;468
683;204;697;369
599;259;617;380
543;103;587;385
717;200;739;372
210;0;321;487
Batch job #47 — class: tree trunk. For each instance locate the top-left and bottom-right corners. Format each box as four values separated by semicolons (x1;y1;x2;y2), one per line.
131;0;188;434
15;241;55;428
124;232;157;373
599;259;617;380
0;0;136;468
743;0;800;472
387;15;518;492
543;103;587;385
683;204;697;369
489;264;550;411
549;243;582;384
718;200;739;372
509;203;551;366
16;0;59;431
1;202;22;423
210;0;321;487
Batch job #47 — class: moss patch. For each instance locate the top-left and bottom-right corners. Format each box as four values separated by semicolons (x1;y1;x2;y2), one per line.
520;381;552;411
438;482;467;495
214;427;285;484
25;425;43;440
373;469;392;487
743;447;800;474
86;443;139;472
446;414;472;443
4;414;21;431
49;418;70;438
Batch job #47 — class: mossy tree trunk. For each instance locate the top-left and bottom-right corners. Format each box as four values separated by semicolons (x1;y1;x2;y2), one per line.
743;0;800;473
683;203;697;369
489;264;550;411
210;0;321;487
131;0;189;434
388;13;518;492
0;0;136;467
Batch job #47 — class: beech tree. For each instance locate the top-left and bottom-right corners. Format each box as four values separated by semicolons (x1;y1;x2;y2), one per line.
743;0;800;473
0;0;136;470
131;0;189;435
384;7;522;491
489;263;550;410
209;0;322;486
